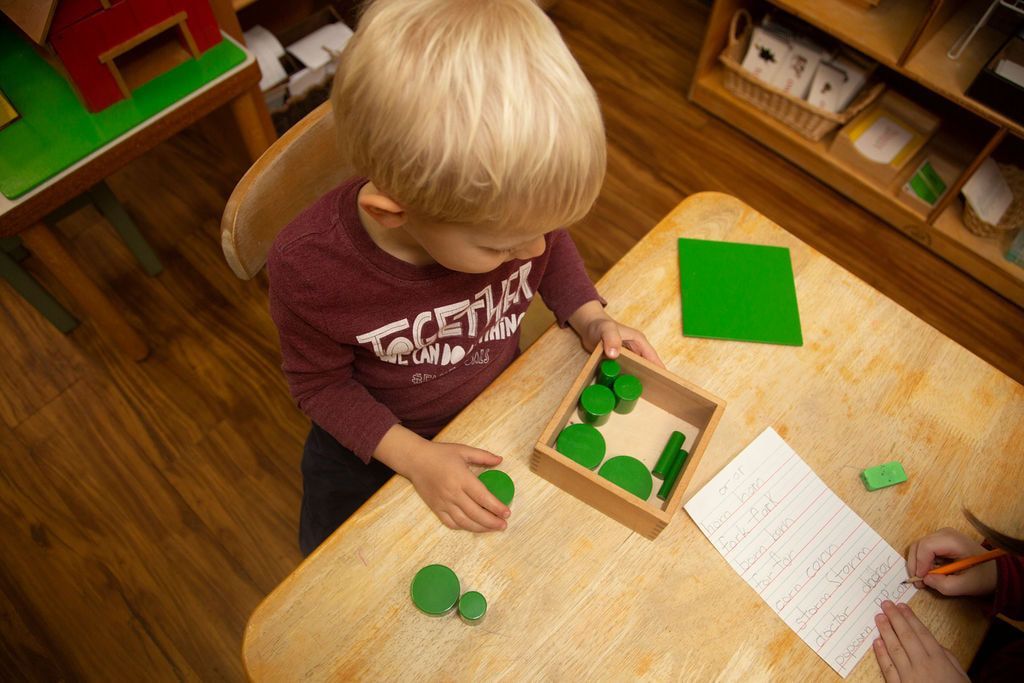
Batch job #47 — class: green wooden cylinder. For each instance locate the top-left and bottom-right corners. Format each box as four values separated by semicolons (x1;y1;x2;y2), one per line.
657;449;690;500
596;359;621;388
612;374;643;414
652;431;686;480
578;384;615;426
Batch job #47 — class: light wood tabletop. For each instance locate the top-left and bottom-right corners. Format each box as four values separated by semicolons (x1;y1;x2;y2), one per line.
243;192;1023;681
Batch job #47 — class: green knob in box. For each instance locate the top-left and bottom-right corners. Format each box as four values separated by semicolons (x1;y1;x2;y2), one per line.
596;359;621;387
612;374;643;414
578;384;615;426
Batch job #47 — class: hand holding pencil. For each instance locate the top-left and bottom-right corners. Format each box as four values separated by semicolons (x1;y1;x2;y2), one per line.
904;528;1000;596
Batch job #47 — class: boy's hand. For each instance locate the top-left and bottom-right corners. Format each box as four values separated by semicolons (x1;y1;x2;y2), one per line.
373;425;510;532
872;601;968;683
568;300;664;367
907;528;997;596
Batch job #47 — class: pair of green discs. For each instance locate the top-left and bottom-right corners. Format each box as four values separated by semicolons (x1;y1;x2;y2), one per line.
555;423;652;500
410;565;487;623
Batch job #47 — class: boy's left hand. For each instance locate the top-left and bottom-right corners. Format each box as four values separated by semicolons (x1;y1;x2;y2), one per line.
568;301;664;368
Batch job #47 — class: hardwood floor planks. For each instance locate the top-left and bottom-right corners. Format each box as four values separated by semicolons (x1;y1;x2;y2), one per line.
0;1;1020;680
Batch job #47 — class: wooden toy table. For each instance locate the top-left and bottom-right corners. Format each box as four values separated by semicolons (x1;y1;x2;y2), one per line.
0;28;273;360
242;193;1023;681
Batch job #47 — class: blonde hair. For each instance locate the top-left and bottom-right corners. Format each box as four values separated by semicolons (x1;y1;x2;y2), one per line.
331;0;606;230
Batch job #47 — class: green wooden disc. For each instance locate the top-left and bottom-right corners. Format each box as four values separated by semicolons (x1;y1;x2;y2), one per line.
596;359;621;387
599;455;654;500
411;564;460;615
478;469;515;506
458;590;487;622
555;423;606;470
578;384;615;425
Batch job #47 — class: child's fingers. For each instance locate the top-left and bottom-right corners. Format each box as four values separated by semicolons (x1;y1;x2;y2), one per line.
447;505;490;533
896;603;943;656
457;493;506;531
623;337;665;368
872;638;901;683
875;611;912;673
466;477;511;519
457;446;502;467
599;325;623;358
881;601;925;660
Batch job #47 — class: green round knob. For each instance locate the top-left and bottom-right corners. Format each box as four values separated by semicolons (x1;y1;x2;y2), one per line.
478;469;514;506
612;374;643;414
578;384;615;426
555;423;606;470
458;590;487;623
599;455;653;500
596;359;621;387
410;564;460;616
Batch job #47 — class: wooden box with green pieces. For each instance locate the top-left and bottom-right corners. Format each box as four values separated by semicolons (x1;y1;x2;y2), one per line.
531;346;725;539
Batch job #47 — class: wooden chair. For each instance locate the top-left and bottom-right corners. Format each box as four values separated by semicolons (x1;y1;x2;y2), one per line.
221;102;348;279
221;101;554;345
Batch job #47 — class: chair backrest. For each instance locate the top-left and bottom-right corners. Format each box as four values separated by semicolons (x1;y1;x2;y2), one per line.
221;102;353;279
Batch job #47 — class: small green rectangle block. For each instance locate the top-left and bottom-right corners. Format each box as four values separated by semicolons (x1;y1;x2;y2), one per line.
860;461;907;491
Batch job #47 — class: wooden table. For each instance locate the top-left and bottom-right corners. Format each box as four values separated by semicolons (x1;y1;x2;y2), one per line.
0;27;274;360
243;193;1024;681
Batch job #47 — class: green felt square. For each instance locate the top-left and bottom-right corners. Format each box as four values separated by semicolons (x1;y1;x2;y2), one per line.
678;237;803;346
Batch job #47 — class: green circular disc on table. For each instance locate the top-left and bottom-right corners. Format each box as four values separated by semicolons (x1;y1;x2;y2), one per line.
478;469;515;505
410;564;461;616
555;423;606;470
458;590;487;622
598;455;654;500
578;384;616;425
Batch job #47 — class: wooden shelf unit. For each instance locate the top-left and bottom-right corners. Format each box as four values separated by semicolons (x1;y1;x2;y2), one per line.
691;0;1024;307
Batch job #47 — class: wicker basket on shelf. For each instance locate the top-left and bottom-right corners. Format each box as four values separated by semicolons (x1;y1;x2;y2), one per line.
963;163;1024;238
718;10;884;142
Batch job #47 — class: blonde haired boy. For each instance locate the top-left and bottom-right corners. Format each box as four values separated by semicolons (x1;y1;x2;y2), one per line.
268;0;662;555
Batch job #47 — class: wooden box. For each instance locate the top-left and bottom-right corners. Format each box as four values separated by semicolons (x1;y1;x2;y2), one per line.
531;347;725;539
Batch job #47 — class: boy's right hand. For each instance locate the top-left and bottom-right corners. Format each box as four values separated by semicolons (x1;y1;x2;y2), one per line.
908;528;997;597
404;441;511;532
374;425;510;532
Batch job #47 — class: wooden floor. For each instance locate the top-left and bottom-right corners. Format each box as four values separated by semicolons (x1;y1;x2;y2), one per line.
1;1;1021;680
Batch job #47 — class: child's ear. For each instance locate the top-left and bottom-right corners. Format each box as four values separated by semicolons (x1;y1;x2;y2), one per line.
359;189;407;229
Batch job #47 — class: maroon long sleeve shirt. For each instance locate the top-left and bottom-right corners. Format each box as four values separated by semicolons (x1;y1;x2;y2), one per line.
267;177;601;462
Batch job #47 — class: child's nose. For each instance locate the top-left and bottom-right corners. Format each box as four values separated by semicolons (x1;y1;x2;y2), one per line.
514;236;546;260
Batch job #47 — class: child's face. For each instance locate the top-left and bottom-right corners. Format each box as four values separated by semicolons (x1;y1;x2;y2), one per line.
403;217;548;274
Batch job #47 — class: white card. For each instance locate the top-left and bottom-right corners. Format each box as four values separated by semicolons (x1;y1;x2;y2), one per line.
685;428;915;678
807;62;845;112
741;27;791;84
995;58;1024;88
853;116;913;164
244;25;288;91
963;158;1014;226
287;22;354;70
771;41;825;98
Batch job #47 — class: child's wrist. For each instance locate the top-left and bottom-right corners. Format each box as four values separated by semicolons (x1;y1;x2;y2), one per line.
373;424;429;477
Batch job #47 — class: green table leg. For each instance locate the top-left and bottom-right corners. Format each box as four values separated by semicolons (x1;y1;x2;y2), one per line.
0;243;78;333
88;181;163;276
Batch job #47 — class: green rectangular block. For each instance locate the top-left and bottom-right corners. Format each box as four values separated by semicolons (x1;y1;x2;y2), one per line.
860;461;907;491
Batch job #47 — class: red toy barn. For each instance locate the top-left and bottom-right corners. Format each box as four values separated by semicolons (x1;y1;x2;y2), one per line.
1;0;222;112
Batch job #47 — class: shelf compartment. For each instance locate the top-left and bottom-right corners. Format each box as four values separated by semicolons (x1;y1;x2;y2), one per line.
691;64;1024;307
768;0;934;66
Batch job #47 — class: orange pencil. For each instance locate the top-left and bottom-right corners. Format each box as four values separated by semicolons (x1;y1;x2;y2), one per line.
903;548;1007;584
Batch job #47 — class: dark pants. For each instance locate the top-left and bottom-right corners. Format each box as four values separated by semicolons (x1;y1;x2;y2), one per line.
299;422;394;556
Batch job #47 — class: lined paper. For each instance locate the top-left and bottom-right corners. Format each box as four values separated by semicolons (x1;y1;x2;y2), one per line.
684;428;915;678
